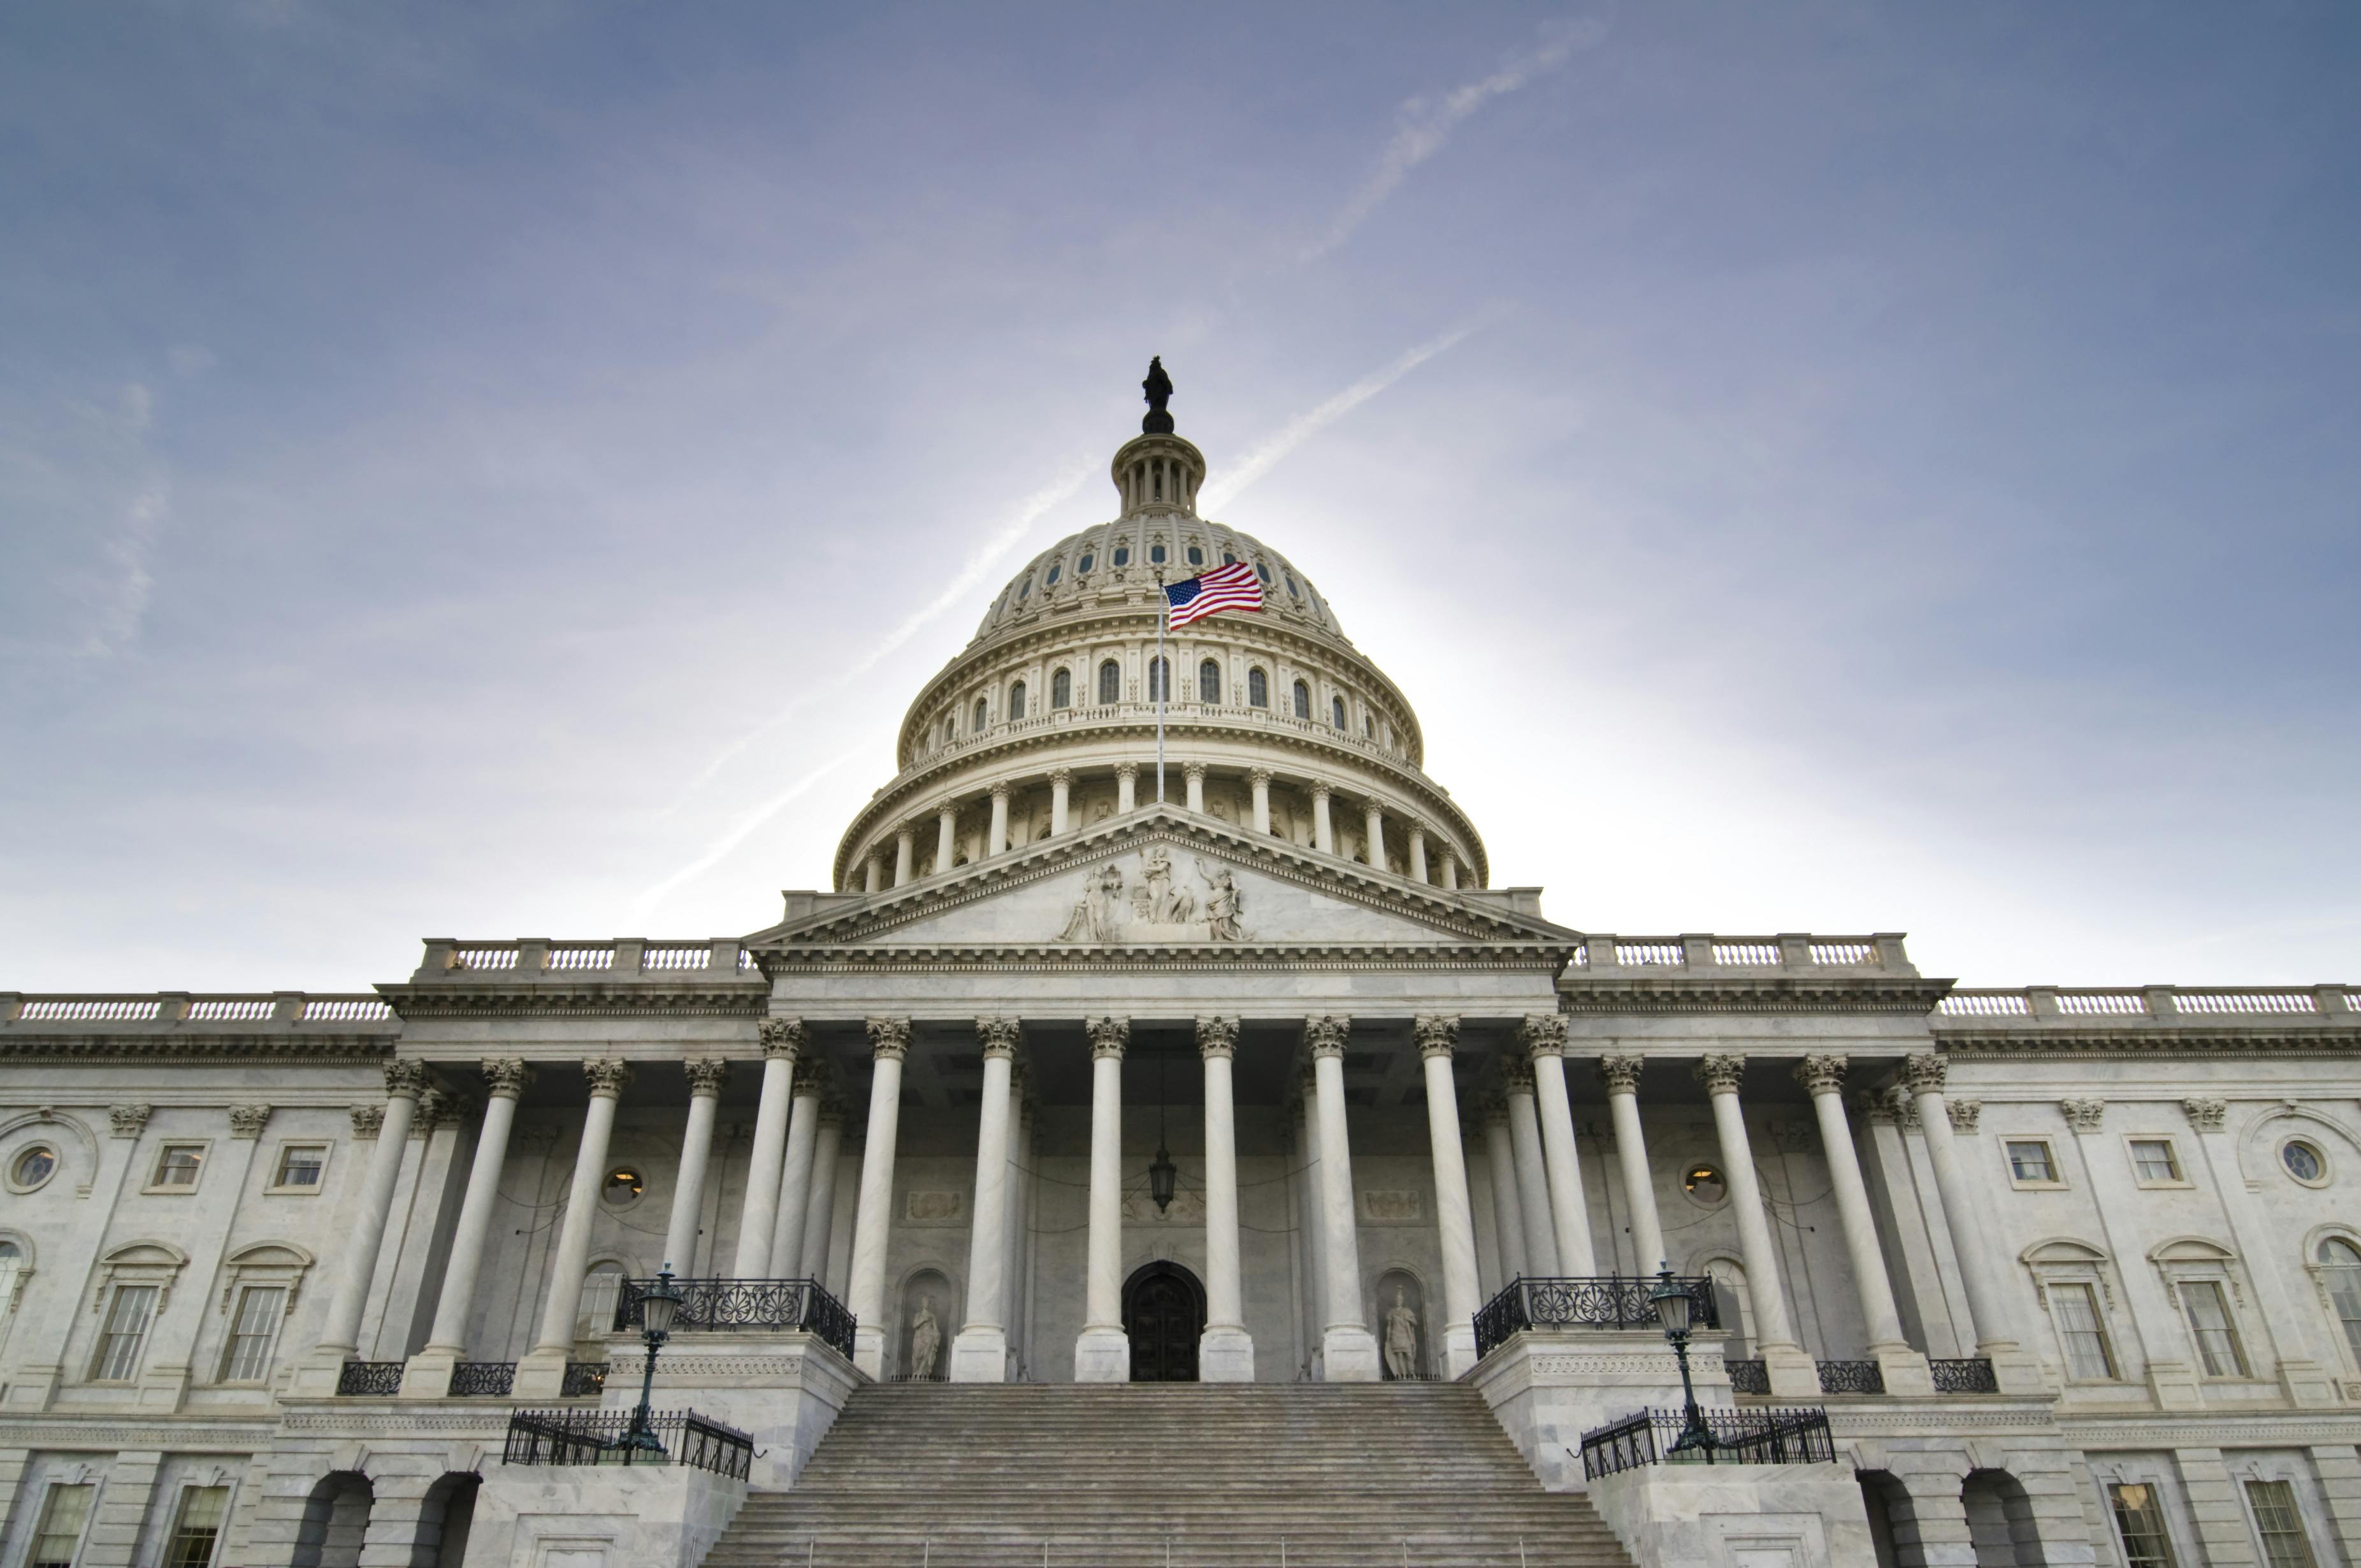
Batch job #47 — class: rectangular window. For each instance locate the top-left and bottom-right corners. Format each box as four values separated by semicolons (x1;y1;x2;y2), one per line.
31;1483;94;1568
2007;1140;2058;1183
2110;1483;2178;1568
272;1145;326;1190
220;1285;285;1383
2245;1480;2318;1568
2131;1139;2184;1183
90;1283;159;1381
163;1485;230;1568
2051;1282;2118;1380
2181;1280;2250;1377
152;1144;205;1188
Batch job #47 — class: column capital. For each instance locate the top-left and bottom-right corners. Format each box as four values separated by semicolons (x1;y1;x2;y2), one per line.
977;1016;1022;1060
2060;1097;2105;1132
1794;1054;1849;1095
384;1060;430;1099
897;820;920;842
760;1018;808;1061
482;1058;534;1099
1085;1016;1129;1060
1499;1054;1536;1094
683;1058;729;1097
1413;1015;1459;1060
1598;1054;1643;1095
867;1016;911;1061
1304;1015;1351;1059
1695;1053;1747;1095
1248;766;1273;786
1407;817;1429;837
990;780;1010;802
583;1058;632;1098
1947;1098;1982;1133
1309;779;1331;802
1473;1092;1509;1128
1901;1051;1947;1095
1048;766;1074;786
1518;1013;1568;1059
1196;1016;1240;1060
2182;1096;2227;1132
350;1105;384;1140
109;1103;152;1139
228;1104;273;1140
1183;761;1206;782
1115;762;1139;782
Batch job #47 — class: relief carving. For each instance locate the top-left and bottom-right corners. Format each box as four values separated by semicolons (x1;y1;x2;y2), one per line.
1055;847;1250;944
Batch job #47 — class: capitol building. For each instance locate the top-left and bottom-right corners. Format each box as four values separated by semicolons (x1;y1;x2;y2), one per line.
2;373;2358;1568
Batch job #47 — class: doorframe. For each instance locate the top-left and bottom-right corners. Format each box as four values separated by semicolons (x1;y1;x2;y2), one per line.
1121;1260;1208;1379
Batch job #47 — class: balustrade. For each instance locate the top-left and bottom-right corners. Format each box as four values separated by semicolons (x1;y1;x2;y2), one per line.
614;1276;856;1360
503;1408;752;1479
1579;1407;1835;1481
1472;1277;1717;1358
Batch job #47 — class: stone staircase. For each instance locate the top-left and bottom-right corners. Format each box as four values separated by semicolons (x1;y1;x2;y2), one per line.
702;1382;1638;1567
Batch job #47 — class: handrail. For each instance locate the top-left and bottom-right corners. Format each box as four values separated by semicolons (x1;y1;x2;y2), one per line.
1579;1406;1835;1480
614;1276;856;1360
1473;1276;1718;1358
503;1407;752;1479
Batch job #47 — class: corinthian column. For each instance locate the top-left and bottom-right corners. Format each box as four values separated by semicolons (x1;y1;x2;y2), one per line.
732;1019;804;1276
1311;783;1334;854
1050;768;1072;835
516;1058;631;1397
847;1018;911;1376
1250;768;1272;834
1184;761;1206;814
1197;1016;1253;1380
299;1060;427;1390
1482;1100;1527;1288
1309;1016;1380;1379
951;1018;1019;1381
1074;1016;1132;1380
1415;1016;1482;1377
1599;1056;1663;1276
1905;1053;2041;1392
935;805;957;872
797;1095;844;1284
1116;763;1138;815
1406;821;1429;883
1521;1014;1596;1275
401;1059;533;1393
1501;1056;1560;1276
894;825;915;886
988;783;1010;856
1797;1055;1931;1394
667;1058;728;1273
1696;1054;1815;1396
767;1054;825;1281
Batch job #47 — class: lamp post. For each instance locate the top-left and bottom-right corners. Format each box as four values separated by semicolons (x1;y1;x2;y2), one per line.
616;1265;684;1458
1649;1263;1714;1459
1148;1055;1177;1214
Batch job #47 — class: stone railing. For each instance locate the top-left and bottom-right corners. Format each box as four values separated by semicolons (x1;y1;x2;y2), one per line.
410;939;760;982
899;699;1427;780
2;993;396;1028
1935;986;2356;1028
1566;934;1913;977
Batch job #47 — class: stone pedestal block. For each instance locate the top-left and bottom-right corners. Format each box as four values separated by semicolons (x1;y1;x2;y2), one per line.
1199;1325;1255;1383
948;1325;1008;1383
1074;1325;1130;1382
1587;1462;1877;1568
1321;1325;1383;1382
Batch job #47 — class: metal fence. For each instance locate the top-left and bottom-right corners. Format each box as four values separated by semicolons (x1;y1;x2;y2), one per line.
1816;1359;1885;1395
560;1361;609;1398
1579;1406;1837;1481
449;1361;516;1397
1724;1358;1769;1395
1930;1357;1998;1393
335;1361;404;1397
503;1408;753;1480
1472;1276;1719;1358
614;1276;857;1360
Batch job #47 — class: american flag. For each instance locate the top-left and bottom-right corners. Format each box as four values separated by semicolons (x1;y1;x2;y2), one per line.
1163;561;1264;628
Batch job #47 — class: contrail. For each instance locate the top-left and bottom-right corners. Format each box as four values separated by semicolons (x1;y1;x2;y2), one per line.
1199;324;1480;513
662;460;1092;811
1303;18;1604;265
634;749;865;922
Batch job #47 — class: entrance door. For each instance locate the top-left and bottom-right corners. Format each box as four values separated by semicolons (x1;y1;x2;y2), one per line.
1123;1262;1204;1382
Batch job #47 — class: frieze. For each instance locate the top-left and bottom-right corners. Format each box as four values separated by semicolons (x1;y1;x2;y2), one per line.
0;1421;277;1448
1560;979;1956;1016
760;944;1569;973
904;1189;967;1225
607;1355;816;1381
1357;1189;1424;1224
0;1035;396;1063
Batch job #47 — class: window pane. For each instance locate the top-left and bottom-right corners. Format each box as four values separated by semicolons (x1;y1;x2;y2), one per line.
1099;661;1120;705
223;1286;285;1381
2132;1140;2180;1181
2109;1483;2177;1568
1051;670;1070;708
32;1483;94;1568
2052;1283;2118;1380
277;1146;324;1187
2007;1142;2055;1182
578;1268;625;1334
2246;1480;2318;1568
1248;669;1267;708
2182;1281;2249;1377
1292;680;1310;719
1147;658;1169;701
164;1486;231;1568
93;1283;159;1380
1199;660;1220;703
155;1146;204;1186
2321;1245;2361;1365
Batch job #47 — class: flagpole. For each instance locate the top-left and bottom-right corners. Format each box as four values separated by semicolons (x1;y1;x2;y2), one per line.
1155;572;1167;805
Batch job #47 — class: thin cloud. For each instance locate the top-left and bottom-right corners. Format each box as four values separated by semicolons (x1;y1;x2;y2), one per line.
634;749;865;923
1199;324;1481;512
1303;18;1605;264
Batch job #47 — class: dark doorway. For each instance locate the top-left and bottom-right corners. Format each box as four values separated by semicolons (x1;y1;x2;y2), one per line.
1123;1261;1206;1382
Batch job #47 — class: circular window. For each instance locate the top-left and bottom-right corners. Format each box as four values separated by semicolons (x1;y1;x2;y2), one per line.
602;1167;644;1205
10;1145;57;1191
2283;1140;2329;1186
1684;1163;1727;1205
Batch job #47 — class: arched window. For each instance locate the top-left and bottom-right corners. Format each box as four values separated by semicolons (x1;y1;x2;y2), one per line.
1285;573;1301;598
1078;552;1094;574
1018;575;1033;600
1223;551;1236;565
1150;542;1167;565
0;1239;21;1318
1364;716;1375;738
1187;545;1204;566
1045;563;1061;586
1009;681;1027;721
1148;657;1170;702
1331;696;1347;730
1051;668;1071;709
973;698;989;733
1098;660;1122;705
1113;544;1130;567
1255;562;1270;584
2321;1237;2361;1363
1199;659;1221;703
578;1263;626;1335
1292;680;1311;719
1248;668;1268;708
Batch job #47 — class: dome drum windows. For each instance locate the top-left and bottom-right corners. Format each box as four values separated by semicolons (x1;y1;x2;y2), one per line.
1248;668;1268;708
1114;545;1130;567
973;698;989;733
1045;563;1061;586
1098;660;1122;706
1331;696;1347;730
1292;679;1311;719
1078;553;1094;574
1051;668;1072;709
1148;658;1171;703
1186;545;1204;566
1199;659;1221;704
1009;681;1027;721
1150;543;1167;565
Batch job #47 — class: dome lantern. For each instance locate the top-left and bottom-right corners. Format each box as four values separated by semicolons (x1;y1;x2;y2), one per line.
1111;357;1206;519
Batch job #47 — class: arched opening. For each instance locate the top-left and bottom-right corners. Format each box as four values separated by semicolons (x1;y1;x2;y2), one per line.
1703;1256;1756;1357
1331;695;1347;730
1373;1267;1430;1381
291;1472;373;1568
1051;668;1072;709
577;1262;626;1337
2320;1236;2361;1364
1291;680;1310;719
1248;668;1268;708
1123;1260;1205;1383
1098;660;1122;706
1856;1471;1913;1568
1009;681;1027;721
1147;657;1170;703
419;1472;480;1568
1963;1469;2042;1567
972;697;988;733
896;1268;957;1382
1199;659;1220;704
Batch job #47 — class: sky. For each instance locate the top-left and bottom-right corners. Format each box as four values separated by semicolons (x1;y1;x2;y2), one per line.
3;3;2357;993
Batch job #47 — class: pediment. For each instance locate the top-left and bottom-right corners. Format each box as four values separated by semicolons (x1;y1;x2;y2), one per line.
749;809;1579;960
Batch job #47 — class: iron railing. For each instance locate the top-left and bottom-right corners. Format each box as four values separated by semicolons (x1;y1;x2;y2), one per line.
503;1408;752;1480
1579;1406;1837;1481
447;1361;516;1397
336;1360;404;1397
1817;1360;1885;1395
1724;1358;1770;1395
614;1276;856;1360
1472;1276;1719;1357
1930;1356;1998;1393
560;1361;609;1398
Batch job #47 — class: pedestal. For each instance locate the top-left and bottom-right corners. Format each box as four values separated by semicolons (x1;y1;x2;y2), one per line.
1320;1325;1382;1382
853;1323;887;1381
1441;1321;1480;1381
1074;1325;1130;1382
512;1347;570;1400
948;1326;1007;1383
1199;1326;1255;1383
1870;1344;1935;1397
398;1346;459;1399
1761;1344;1821;1399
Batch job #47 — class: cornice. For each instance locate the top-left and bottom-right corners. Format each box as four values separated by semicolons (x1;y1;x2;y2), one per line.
765;942;1572;974
2049;1409;2361;1446
1557;977;1957;1016
0;1033;397;1063
1935;1026;2361;1060
380;983;768;1020
0;1418;279;1446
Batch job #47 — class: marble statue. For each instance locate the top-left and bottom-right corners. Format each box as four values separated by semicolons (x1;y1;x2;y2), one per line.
1058;863;1127;943
1141;845;1196;924
1383;1289;1419;1381
909;1296;942;1381
1197;858;1246;940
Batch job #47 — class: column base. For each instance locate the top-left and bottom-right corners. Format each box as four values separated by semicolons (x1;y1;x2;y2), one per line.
2277;1356;2341;1408
1199;1325;1255;1383
1441;1321;1479;1381
853;1324;888;1381
1870;1344;1934;1397
948;1326;1008;1383
1977;1339;2052;1398
1320;1325;1382;1382
1074;1325;1131;1382
288;1348;357;1399
1761;1343;1820;1399
512;1348;572;1400
398;1346;461;1399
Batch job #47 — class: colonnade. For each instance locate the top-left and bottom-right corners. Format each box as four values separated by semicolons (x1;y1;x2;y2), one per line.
317;1032;2023;1399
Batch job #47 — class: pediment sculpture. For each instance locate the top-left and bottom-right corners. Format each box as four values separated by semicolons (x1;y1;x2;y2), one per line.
1057;847;1250;944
